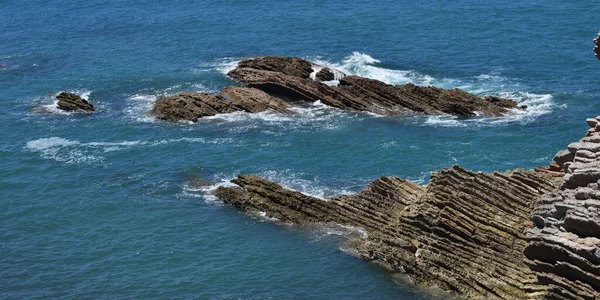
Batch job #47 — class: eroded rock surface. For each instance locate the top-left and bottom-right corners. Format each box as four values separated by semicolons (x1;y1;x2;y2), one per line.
212;116;600;298
228;56;521;117
150;86;292;122
56;92;94;112
215;167;562;298
525;117;600;299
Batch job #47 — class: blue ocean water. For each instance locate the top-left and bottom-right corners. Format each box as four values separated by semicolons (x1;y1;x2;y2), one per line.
2;0;599;298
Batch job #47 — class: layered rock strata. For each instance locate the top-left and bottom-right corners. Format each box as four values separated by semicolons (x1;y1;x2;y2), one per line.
524;117;600;299
228;56;522;117
150;86;292;122
56;92;94;112
213;117;600;298
214;167;562;298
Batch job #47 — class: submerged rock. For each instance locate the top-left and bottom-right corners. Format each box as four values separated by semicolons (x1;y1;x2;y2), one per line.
56;92;94;112
228;56;521;117
150;86;292;122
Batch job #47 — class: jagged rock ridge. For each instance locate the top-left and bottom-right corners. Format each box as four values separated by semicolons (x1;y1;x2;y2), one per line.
212;117;600;298
214;167;562;298
228;56;522;117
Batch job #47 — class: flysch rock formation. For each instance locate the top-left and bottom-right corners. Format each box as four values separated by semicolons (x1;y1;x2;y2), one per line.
150;86;292;122
212;118;600;299
56;92;94;112
228;56;523;117
524;117;600;299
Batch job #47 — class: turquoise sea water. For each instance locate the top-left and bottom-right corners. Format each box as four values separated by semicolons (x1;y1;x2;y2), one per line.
2;1;600;298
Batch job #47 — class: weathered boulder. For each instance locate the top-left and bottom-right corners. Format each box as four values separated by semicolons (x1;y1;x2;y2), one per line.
56;92;94;112
150;86;292;122
228;56;521;117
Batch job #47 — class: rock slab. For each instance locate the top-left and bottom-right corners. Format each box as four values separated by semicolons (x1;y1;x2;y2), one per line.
228;56;521;117
150;86;292;122
56;92;94;112
525;117;600;299
215;166;562;298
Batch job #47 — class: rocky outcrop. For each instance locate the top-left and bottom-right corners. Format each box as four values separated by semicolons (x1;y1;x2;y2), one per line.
228;56;522;117
594;32;600;60
56;92;94;112
524;117;600;299
150;86;292;122
214;167;562;298
212;117;600;298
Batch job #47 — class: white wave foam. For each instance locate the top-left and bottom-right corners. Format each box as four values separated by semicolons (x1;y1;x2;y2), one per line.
25;137;103;164
422;91;555;128
311;224;369;241
309;65;323;80
199;100;350;132
37;89;92;115
215;58;240;75
313;52;434;86
25;136;233;164
182;179;237;204
125;94;157;122
259;169;355;200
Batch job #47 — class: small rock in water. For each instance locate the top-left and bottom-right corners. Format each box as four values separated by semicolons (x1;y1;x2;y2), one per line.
56;92;94;112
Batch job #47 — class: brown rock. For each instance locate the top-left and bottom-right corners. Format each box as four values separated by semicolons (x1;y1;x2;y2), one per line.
214;166;561;298
56;92;94;112
229;56;521;117
237;56;314;79
213;117;600;298
150;86;292;122
315;67;335;81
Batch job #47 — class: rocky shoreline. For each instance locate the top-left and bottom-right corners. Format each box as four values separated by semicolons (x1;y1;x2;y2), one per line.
152;56;524;122
212;118;600;299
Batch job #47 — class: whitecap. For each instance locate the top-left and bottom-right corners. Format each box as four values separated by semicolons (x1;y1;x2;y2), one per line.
25;136;233;164
312;52;434;86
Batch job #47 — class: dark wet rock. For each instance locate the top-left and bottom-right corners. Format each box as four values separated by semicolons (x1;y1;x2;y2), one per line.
228;56;521;117
150;86;292;122
315;67;335;81
56;92;94;112
237;56;314;79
